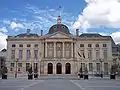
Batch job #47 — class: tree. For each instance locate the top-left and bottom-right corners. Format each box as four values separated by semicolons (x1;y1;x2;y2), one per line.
34;66;38;73
110;64;118;75
1;66;8;75
84;67;88;75
79;67;83;73
27;66;33;74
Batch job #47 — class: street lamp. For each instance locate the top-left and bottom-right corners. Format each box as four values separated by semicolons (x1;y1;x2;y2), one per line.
15;58;19;78
99;58;103;78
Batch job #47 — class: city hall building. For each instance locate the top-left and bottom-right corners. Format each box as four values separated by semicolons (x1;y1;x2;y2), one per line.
6;16;113;75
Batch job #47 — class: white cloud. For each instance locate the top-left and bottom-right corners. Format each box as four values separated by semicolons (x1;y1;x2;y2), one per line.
73;0;120;31
10;22;24;31
0;32;7;51
0;27;8;33
110;31;120;44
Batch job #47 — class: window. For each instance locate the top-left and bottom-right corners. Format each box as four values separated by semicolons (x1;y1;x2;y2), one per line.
88;50;92;60
103;50;107;60
27;44;31;47
103;44;107;47
89;63;93;71
80;50;85;58
18;63;22;67
34;44;38;48
11;63;14;67
34;50;38;60
88;44;92;47
34;63;38;68
26;63;30;71
104;63;108;74
26;50;31;60
11;50;15;59
12;44;16;47
81;63;85;70
19;44;23;47
96;63;100;73
10;68;13;71
18;68;20;71
80;44;84;47
96;50;100;60
19;50;23;60
96;44;99;47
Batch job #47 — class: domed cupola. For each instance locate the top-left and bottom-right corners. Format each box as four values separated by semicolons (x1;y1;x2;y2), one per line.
48;16;70;34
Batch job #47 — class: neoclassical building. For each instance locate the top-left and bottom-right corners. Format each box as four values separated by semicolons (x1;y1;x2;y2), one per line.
6;16;113;75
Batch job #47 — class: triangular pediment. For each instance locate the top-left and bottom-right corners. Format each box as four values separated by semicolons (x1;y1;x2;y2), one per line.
47;31;71;39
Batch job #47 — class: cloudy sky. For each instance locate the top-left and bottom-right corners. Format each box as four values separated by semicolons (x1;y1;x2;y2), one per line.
0;0;120;50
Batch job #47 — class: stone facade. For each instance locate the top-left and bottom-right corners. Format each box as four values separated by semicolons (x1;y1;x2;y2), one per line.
6;17;113;76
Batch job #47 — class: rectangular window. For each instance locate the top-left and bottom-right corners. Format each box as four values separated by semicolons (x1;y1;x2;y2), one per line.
18;63;22;67
103;44;107;47
103;50;107;60
34;44;38;48
80;50;85;58
34;50;38;60
11;63;14;67
88;50;92;60
27;44;31;47
96;63;100;73
80;44;84;47
26;50;31;60
11;50;15;59
96;44;99;47
104;63;108;74
12;44;16;47
88;44;92;47
26;63;30;71
19;50;23;60
81;63;85;70
89;63;93;71
19;44;23;47
34;63;38;68
96;50;100;60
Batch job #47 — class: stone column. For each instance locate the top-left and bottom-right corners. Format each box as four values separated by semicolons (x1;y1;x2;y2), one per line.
54;42;56;58
45;42;47;58
53;62;56;75
62;42;64;58
62;62;65;74
100;44;103;59
71;42;73;58
74;43;77;58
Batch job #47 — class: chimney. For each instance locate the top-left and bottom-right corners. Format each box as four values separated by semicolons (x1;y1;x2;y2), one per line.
41;30;43;36
76;29;79;36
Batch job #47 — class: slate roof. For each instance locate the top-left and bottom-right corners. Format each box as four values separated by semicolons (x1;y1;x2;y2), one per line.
48;24;70;34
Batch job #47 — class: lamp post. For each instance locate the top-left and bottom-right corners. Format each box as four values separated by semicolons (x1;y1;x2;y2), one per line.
99;58;103;78
15;58;18;78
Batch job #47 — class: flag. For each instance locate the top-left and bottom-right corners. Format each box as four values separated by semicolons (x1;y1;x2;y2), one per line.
83;52;85;58
78;52;81;57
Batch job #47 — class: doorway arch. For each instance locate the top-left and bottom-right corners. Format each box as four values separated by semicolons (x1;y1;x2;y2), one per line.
65;63;71;74
56;63;62;74
48;63;53;74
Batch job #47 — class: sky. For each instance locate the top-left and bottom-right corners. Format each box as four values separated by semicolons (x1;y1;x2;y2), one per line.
0;0;120;50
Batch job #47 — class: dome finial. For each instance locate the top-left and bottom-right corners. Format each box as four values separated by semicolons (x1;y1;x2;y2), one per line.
57;16;62;24
57;6;62;24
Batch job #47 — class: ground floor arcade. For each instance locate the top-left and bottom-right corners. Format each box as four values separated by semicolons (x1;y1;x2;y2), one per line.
6;60;111;76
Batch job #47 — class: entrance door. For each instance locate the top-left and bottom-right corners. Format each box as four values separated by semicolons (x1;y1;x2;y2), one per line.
56;63;62;74
65;63;71;74
48;63;53;74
